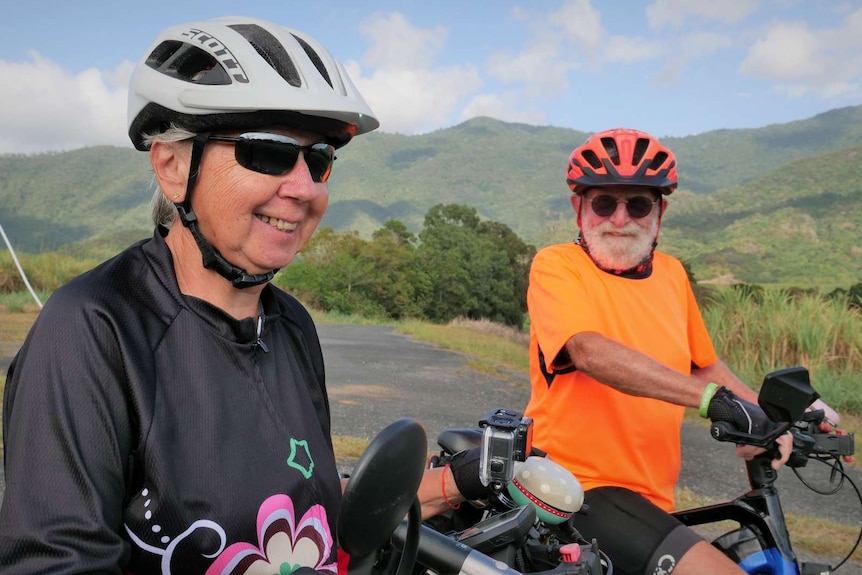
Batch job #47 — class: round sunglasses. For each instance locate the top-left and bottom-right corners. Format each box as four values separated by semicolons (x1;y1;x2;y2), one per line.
586;194;658;219
207;132;336;183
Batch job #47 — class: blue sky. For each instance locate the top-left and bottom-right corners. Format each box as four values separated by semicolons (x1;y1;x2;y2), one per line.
1;0;860;153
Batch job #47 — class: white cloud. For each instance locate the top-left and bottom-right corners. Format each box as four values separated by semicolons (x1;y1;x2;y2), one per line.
652;31;733;83
345;13;482;134
739;22;820;79
550;0;605;51
345;63;482;134
460;94;507;121
646;0;760;31
485;0;603;93
459;93;546;126
483;0;675;103
358;12;446;70
739;8;862;97
486;41;571;90
0;52;131;154
682;31;736;56
604;36;665;64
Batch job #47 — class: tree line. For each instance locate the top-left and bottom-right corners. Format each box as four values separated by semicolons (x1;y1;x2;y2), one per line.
274;204;536;327
2;200;860;326
277;203;862;329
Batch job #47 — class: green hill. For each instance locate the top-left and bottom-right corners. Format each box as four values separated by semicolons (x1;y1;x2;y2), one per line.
0;146;152;253
1;106;862;287
326;106;862;241
665;105;862;194
661;145;862;286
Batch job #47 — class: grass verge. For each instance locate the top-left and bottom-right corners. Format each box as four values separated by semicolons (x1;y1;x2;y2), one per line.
396;317;529;374
331;435;370;459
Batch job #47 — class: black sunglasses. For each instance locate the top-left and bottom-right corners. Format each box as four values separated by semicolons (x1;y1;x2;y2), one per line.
586;194;657;219
207;132;336;183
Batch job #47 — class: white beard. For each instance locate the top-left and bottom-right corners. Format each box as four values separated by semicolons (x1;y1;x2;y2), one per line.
581;218;659;271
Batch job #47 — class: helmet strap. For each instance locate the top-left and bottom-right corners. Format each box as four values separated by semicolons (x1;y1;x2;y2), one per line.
175;132;277;289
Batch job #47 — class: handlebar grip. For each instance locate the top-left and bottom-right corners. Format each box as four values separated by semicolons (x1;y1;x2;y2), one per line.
710;421;734;441
709;421;791;449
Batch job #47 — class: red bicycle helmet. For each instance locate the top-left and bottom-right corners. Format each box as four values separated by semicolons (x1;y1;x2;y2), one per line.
566;128;678;195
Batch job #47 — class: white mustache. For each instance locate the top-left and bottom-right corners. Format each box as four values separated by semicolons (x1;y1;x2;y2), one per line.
582;216;659;271
593;221;643;236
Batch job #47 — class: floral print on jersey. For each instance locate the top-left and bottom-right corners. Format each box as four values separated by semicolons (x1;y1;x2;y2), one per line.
205;494;336;575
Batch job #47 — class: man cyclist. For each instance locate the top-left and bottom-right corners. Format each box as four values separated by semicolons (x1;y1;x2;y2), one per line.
523;128;792;575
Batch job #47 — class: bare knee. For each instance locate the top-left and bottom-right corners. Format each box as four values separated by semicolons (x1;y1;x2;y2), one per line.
670;540;745;575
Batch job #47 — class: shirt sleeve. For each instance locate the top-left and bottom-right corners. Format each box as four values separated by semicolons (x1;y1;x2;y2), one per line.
528;247;600;369
0;290;132;573
684;274;718;369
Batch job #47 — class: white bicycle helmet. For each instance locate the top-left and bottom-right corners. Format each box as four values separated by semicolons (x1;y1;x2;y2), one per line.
127;16;378;150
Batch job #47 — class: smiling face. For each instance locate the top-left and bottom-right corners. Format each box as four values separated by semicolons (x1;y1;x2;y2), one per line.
573;185;665;271
191;127;330;275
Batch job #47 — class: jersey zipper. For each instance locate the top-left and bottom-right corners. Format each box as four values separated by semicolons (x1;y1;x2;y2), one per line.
256;303;270;353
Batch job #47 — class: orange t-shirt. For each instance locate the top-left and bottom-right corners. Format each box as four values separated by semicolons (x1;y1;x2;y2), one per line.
524;243;717;511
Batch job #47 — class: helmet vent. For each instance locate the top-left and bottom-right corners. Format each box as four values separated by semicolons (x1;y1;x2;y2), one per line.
291;34;334;88
146;41;232;85
649;152;668;170
632;138;650;166
581;150;603;169
600;137;620;165
229;24;302;87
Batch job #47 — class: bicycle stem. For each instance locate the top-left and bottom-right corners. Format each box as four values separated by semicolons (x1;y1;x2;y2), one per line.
742;454;797;564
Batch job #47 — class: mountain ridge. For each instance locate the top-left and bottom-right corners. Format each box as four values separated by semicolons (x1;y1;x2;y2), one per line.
1;106;861;287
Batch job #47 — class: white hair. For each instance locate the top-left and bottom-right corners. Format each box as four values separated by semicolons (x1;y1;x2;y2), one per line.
142;126;196;228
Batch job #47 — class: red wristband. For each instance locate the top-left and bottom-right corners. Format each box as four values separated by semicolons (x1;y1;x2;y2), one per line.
442;463;460;510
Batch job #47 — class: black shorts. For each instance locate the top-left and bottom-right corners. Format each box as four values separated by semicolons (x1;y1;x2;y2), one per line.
568;486;704;575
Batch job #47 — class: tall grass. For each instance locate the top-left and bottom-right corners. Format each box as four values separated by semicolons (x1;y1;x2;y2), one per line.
0;291;50;312
702;288;862;413
0;251;98;293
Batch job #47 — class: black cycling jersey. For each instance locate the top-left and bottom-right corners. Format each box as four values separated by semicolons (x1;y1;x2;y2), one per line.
0;227;342;574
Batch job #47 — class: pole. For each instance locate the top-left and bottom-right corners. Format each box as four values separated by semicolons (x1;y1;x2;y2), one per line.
0;222;43;309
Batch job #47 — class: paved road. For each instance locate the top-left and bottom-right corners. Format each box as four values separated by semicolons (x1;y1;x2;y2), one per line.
322;325;862;520
2;324;860;569
321;323;531;448
320;324;862;572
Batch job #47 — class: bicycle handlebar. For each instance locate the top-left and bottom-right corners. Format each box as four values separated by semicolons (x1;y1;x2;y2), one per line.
709;420;792;448
711;409;855;468
392;521;603;575
392;521;523;575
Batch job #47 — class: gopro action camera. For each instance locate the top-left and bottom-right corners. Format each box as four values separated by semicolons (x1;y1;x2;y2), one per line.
478;408;533;487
